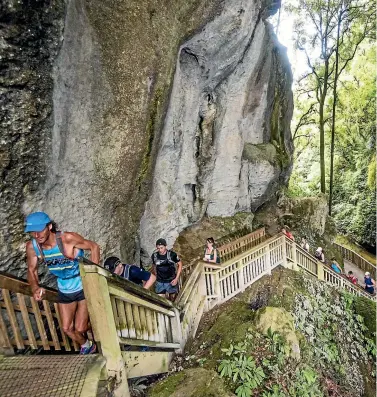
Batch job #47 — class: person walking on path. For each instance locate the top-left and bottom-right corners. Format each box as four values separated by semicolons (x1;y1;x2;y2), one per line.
314;247;325;263
203;237;220;264
25;211;100;354
347;271;358;285
151;238;182;301
364;272;376;295
104;256;156;289
300;237;309;252
330;258;342;274
282;226;295;241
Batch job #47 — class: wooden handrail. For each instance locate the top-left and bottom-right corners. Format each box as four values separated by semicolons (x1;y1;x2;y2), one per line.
0;271;58;302
0;272;78;353
333;242;376;276
80;258;174;309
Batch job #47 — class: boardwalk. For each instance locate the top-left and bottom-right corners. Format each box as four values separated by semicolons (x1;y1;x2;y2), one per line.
344;259;369;289
0;355;105;397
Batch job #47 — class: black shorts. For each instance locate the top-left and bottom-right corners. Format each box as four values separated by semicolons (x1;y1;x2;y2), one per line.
57;289;85;304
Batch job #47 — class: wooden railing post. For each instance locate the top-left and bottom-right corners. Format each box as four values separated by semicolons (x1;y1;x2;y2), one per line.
171;307;183;352
238;261;245;291
213;271;221;305
265;246;272;275
281;236;288;268
291;241;299;271
80;263;130;397
317;261;325;280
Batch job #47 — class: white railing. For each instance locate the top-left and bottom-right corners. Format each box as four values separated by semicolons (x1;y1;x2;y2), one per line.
287;237;374;300
334;242;376;279
202;235;286;308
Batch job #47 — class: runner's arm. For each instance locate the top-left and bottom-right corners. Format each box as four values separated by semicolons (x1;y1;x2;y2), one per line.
130;266;156;290
63;232;100;264
175;260;183;281
26;242;44;300
144;273;156;289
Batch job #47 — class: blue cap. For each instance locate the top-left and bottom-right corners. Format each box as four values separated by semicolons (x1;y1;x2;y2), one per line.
24;212;51;232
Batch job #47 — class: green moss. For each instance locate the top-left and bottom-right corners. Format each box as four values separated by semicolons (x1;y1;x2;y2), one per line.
254;306;301;359
354;296;376;339
136;87;163;187
148;368;230;397
148;371;186;396
186;300;254;369
242;143;277;165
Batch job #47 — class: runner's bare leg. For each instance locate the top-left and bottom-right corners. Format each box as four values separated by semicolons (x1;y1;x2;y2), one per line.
59;302;86;345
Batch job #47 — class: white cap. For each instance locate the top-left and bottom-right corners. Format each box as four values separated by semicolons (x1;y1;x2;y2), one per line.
365;272;370;276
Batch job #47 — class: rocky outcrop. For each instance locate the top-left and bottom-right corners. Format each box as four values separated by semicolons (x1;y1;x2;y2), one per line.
0;0;65;277
1;0;292;277
140;0;293;256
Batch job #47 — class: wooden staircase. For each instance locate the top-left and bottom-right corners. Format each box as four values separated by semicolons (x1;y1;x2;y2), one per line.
0;227;374;396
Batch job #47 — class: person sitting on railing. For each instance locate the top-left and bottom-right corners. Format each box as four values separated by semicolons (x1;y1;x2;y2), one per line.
203;237;220;264
314;247;325;263
25;211;100;355
104;256;156;289
330;258;342;274
151;238;183;302
347;271;358;285
364;272;376;295
281;225;295;241
300;236;309;252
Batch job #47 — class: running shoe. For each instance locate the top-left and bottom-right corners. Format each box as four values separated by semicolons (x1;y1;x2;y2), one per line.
80;341;97;355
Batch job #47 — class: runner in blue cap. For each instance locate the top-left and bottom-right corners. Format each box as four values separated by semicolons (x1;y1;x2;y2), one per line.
25;211;100;354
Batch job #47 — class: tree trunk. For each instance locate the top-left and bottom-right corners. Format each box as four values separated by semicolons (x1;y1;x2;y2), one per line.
319;60;329;194
329;11;342;216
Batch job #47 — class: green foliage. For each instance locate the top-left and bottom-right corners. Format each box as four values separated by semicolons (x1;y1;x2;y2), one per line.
293;280;376;393
262;384;286;397
288;366;323;397
217;326;326;397
289;44;376;247
218;340;265;396
265;327;290;367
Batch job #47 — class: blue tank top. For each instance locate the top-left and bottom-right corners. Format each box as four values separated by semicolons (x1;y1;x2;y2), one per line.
32;236;84;294
365;277;374;293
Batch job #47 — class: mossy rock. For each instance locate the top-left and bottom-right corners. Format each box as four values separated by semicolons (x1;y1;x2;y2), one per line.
147;368;232;397
186;300;254;368
254;306;301;360
354;296;376;339
242;143;277;165
185;268;306;368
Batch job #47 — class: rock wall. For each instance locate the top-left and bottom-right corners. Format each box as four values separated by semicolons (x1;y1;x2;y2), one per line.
1;0;293;277
0;0;65;276
140;0;293;256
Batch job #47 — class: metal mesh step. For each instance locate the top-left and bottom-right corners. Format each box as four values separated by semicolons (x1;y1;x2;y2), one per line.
0;355;102;397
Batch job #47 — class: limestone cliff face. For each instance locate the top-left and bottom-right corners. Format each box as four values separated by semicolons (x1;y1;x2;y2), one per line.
1;0;292;276
140;0;293;256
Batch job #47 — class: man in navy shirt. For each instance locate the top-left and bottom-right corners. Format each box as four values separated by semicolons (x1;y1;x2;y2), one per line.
104;256;156;289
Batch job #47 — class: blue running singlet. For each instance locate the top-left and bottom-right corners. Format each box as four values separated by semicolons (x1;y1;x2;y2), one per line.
32;234;84;294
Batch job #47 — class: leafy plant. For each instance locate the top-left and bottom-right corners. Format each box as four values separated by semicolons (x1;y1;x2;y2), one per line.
289;366;323;397
218;338;265;397
262;384;286;397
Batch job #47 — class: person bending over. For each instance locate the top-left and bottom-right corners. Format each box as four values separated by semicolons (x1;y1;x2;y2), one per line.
151;238;182;301
25;211;100;354
104;256;156;289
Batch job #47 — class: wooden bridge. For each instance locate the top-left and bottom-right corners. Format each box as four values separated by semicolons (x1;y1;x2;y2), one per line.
0;229;374;396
